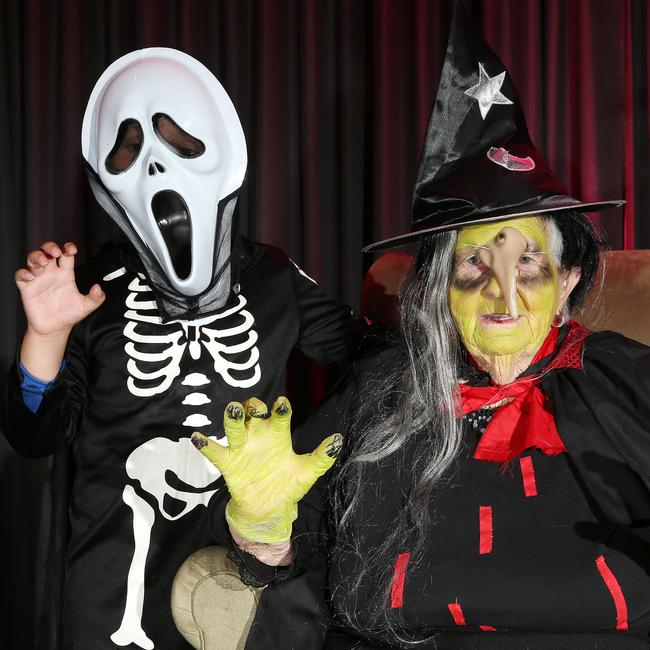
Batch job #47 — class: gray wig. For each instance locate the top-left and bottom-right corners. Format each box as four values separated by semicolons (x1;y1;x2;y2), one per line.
330;229;463;643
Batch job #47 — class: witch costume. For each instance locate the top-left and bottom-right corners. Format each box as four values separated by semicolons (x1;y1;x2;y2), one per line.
204;4;650;649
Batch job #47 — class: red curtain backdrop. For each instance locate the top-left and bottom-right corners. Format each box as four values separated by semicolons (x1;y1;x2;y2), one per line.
2;1;649;323
1;2;649;648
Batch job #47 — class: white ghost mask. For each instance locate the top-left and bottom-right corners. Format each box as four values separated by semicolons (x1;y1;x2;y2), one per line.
82;48;247;317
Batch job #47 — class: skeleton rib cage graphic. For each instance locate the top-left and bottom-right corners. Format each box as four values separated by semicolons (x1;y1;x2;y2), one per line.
123;275;262;398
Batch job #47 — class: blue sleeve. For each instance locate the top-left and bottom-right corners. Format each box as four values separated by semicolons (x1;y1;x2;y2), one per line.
19;361;66;414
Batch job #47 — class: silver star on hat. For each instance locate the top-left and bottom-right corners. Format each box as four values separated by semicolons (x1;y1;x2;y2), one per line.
464;62;513;119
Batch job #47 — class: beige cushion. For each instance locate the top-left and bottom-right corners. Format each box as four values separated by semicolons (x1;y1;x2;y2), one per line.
360;252;414;327
576;250;650;345
171;546;263;650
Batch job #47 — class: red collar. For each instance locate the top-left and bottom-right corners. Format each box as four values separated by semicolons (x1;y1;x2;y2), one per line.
459;321;590;463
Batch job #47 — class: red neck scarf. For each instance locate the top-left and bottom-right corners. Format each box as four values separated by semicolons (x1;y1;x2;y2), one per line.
459;321;590;463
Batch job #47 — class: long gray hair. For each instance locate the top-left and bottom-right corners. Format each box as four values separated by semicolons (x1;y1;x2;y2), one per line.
330;229;463;642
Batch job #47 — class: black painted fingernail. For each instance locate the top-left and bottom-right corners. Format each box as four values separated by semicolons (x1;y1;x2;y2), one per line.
276;402;289;416
227;404;243;420
326;434;343;458
191;435;207;450
247;405;264;418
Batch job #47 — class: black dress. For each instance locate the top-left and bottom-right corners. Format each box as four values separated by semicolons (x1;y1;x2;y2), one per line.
226;326;650;650
1;237;366;650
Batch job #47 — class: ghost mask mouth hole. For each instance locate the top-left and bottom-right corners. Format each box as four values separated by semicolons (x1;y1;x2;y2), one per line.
151;191;192;280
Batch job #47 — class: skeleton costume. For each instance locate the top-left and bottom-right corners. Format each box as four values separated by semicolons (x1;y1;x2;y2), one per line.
2;49;364;650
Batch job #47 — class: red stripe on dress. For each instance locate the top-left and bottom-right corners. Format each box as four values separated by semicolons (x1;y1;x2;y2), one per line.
390;552;411;609
519;456;538;497
448;603;495;631
595;555;628;630
447;602;467;626
479;506;493;554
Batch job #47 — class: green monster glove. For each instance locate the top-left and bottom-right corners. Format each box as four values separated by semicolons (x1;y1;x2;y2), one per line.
191;396;342;544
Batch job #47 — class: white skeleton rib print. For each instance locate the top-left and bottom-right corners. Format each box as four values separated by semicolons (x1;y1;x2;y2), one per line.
124;275;261;397
109;272;262;649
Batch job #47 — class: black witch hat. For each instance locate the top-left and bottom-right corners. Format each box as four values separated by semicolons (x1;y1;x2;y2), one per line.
363;1;623;252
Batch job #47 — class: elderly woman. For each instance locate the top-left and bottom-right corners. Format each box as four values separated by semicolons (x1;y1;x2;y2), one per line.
190;6;650;649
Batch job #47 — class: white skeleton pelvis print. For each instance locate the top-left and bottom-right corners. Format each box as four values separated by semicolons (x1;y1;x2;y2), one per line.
108;271;262;649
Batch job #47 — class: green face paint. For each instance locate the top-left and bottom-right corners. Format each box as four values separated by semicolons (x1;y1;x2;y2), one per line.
448;216;560;364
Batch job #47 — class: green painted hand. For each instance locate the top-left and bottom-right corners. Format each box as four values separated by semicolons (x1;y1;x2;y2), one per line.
191;396;342;543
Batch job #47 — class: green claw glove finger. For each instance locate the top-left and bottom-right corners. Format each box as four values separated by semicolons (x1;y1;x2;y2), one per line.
223;402;247;449
243;397;269;435
190;432;229;472
269;396;292;436
294;433;343;498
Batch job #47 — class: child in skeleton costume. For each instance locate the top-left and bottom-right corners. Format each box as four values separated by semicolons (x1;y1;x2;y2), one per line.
2;49;366;650
191;5;650;649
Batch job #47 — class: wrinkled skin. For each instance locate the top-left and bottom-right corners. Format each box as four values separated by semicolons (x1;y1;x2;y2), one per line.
448;216;580;384
191;396;341;543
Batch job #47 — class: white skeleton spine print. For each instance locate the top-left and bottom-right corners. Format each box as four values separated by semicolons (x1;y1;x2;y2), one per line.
108;270;261;649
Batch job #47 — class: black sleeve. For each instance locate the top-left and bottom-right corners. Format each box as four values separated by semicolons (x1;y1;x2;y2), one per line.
204;360;363;650
544;331;650;526
205;372;354;582
244;361;371;650
1;325;87;458
212;351;391;649
290;261;368;370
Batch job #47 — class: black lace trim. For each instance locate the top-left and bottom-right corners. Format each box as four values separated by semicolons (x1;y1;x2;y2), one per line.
227;545;297;588
226;548;269;588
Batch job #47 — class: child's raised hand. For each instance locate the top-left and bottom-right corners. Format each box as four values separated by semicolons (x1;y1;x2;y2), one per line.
15;241;105;336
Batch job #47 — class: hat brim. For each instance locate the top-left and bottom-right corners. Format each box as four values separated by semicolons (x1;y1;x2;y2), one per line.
361;198;625;253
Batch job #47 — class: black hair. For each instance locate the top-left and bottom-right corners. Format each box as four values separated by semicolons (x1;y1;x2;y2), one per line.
547;210;608;312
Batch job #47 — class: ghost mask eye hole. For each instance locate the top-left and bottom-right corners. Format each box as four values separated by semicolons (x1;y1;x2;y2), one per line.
152;113;205;159
105;119;143;174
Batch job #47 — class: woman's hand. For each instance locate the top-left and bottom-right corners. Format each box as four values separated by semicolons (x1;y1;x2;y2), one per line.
191;396;342;544
15;241;105;337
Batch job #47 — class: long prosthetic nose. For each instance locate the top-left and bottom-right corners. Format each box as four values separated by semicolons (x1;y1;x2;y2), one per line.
477;227;528;318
